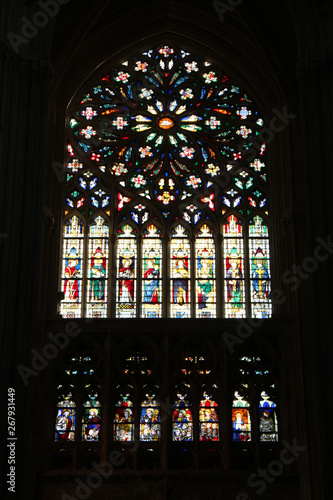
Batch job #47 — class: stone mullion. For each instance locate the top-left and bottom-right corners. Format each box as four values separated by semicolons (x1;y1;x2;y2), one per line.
215;233;222;318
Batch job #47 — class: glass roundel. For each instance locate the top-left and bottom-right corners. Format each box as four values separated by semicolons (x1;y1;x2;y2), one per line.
68;43;265;211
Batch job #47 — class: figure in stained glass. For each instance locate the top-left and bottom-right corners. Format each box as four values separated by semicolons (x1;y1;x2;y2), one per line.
143;255;160;303
140;395;161;441
64;248;80;301
114;398;134;441
199;391;219;441
119;257;134;302
252;248;269;300
259;410;275;437
173;257;189;304
173;392;193;441
226;247;243;306
119;407;133;422
83;408;101;441
259;391;278;441
197;255;213;308
232;408;250;442
55;408;75;441
90;248;106;301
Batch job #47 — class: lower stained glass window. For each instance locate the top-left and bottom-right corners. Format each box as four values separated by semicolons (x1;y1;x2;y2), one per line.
140;394;161;441
199;390;219;441
259;391;278;441
173;387;193;441
232;390;251;442
55;397;76;442
114;394;134;442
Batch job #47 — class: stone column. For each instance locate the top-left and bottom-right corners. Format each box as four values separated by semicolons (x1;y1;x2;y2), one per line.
0;41;51;499
296;46;333;499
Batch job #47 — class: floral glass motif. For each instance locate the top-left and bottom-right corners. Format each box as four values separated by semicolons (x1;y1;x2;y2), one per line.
173;388;193;441
142;225;162;318
66;43;266;215
199;391;219;441
55;396;76;442
86;216;109;318
140;394;161;441
60;216;84;318
232;390;251;442
82;393;101;441
116;225;137;318
223;215;245;318
170;225;191;318
195;225;216;318
113;395;134;442
259;391;278;441
249;216;271;318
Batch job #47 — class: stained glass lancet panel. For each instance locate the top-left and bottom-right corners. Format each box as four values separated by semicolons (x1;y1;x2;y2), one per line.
232;390;251;442
55;391;76;442
223;215;245;318
170;225;191;318
173;386;193;441
116;224;137;318
259;391;278;441
86;216;109;318
195;224;216;318
249;216;272;318
60;215;84;318
199;390;219;441
142;224;162;318
82;389;102;441
113;393;134;442
140;394;161;441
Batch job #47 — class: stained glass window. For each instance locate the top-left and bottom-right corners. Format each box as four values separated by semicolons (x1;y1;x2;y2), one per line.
199;390;219;441
170;225;191;318
173;385;193;441
54;352;101;447
142;225;162;318
82;389;102;441
60;216;84;318
87;216;109;318
232;389;251;442
235;353;279;443
116;224;137;318
140;393;161;441
249;216;272;318
60;43;272;319
223;215;245;318
113;392;134;442
195;224;216;318
259;391;278;441
55;392;76;442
